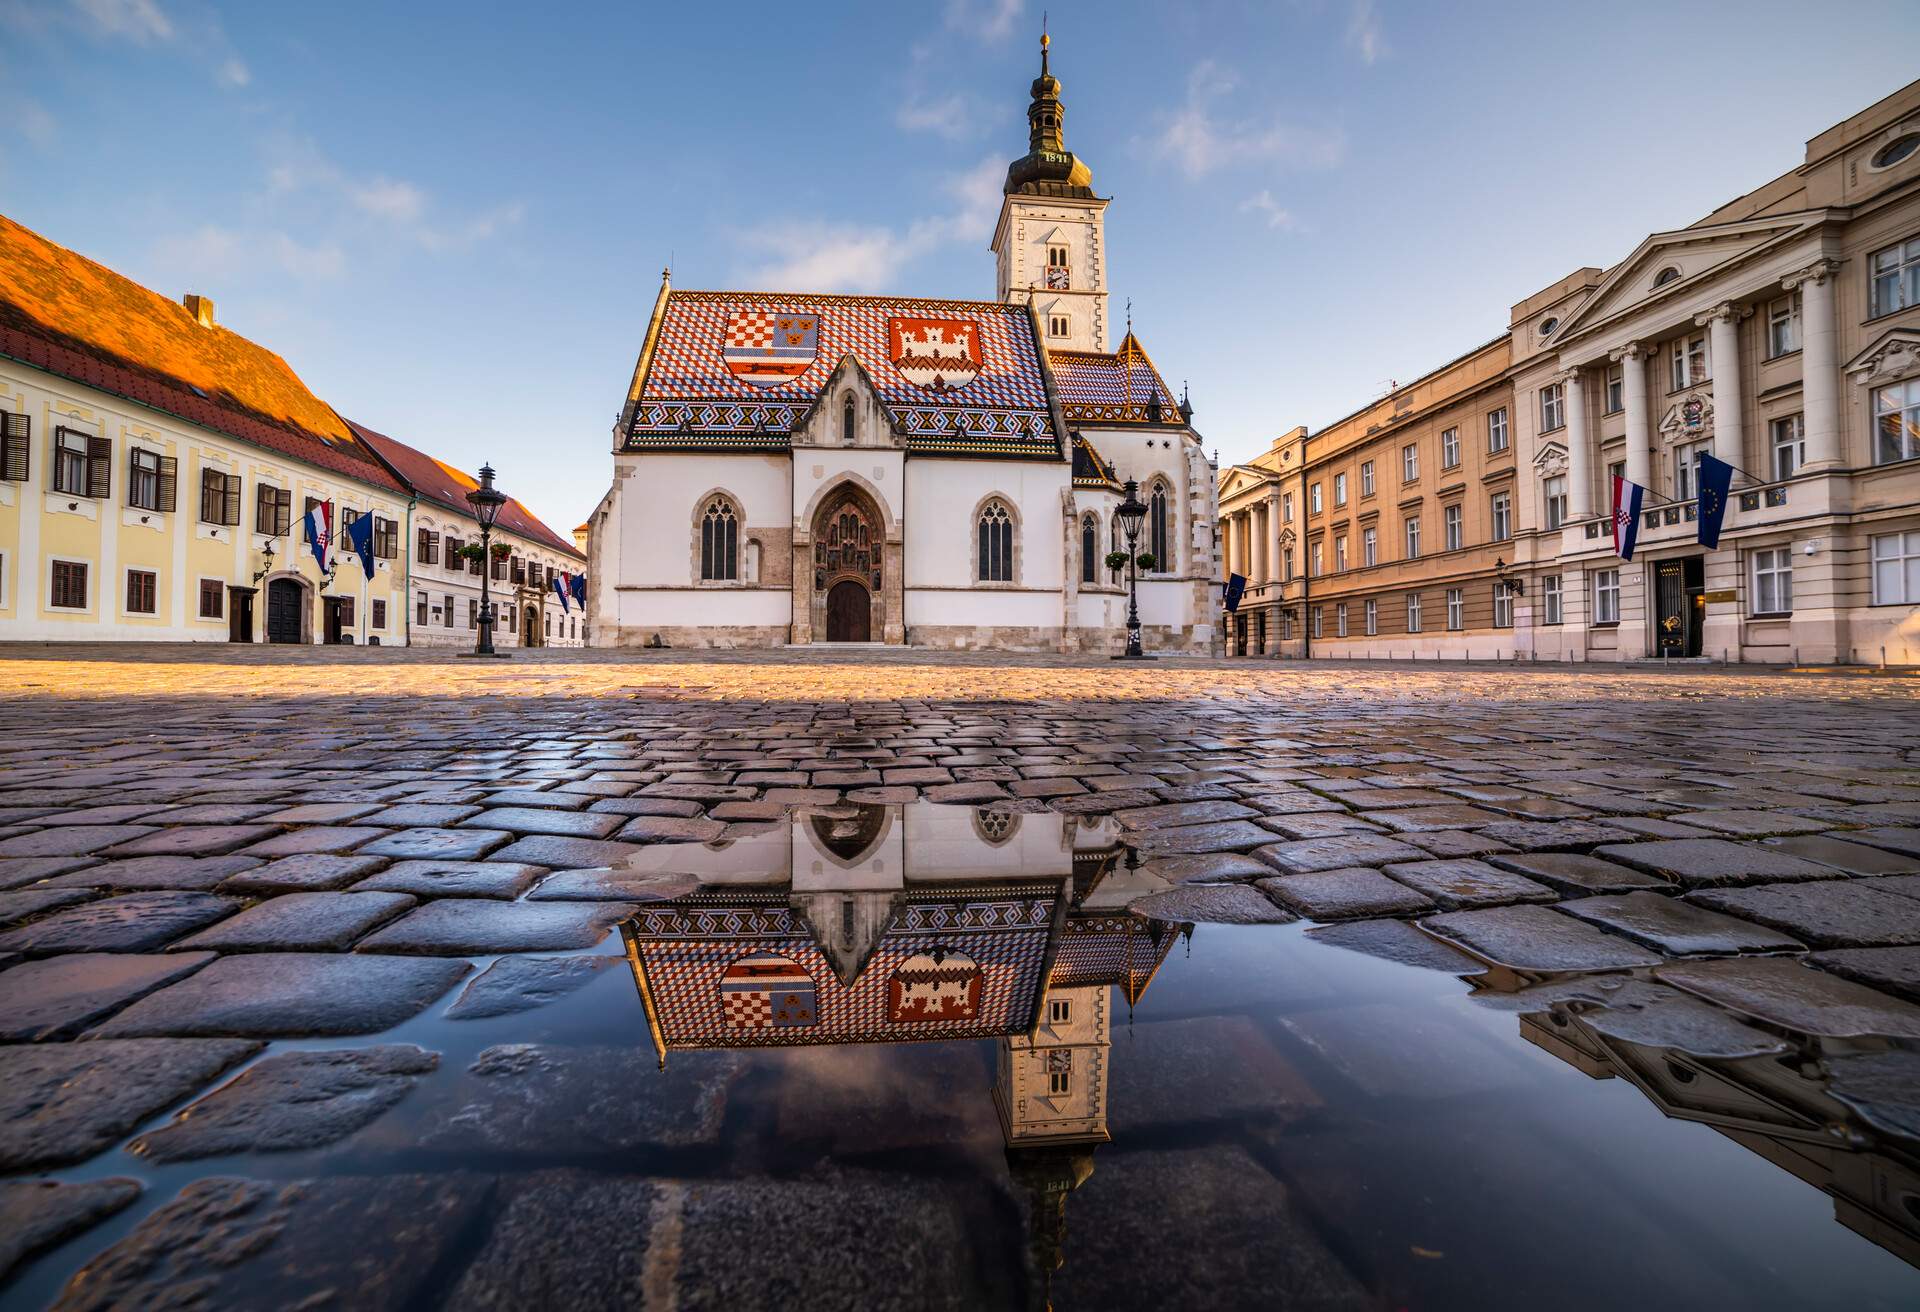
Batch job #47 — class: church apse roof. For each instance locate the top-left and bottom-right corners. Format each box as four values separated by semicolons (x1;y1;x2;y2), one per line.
1050;332;1184;426
624;288;1063;461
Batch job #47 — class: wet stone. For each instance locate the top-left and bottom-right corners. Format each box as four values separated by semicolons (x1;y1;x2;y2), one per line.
1255;833;1427;874
490;834;644;869
445;954;624;1019
1471;819;1639;851
1128;819;1278;856
1112;799;1260;830
261;802;382;824
1281;1000;1523;1099
356;899;639;954
1381;859;1555;910
51;1174;493;1312
0;951;215;1041
1680;809;1832;838
43;854;263;891
1691;880;1920;948
217;853;389;893
1403;829;1517;859
1129;883;1297;924
170;891;418;952
101;824;282;857
1764;834;1920;876
0;1179;142;1283
0;891;241;956
0;886;96;926
1848;827;1920;858
1141;851;1273;883
1420;904;1664;973
239;826;388;857
1559;891;1804;956
358;802;484;827
1525;979;1788;1059
1809;947;1920;1003
91;953;471;1039
1256;868;1435;920
1591;838;1839;888
0;825;155;858
589;796;706;818
0;1039;260;1170
351;859;547;900
457;806;626;839
1486;852;1667;896
353;826;513;861
1259;812;1385;841
1368;805;1506;833
1825;1051;1920;1140
485;788;594;809
526;868;698;902
127;1045;440;1163
614;815;728;843
1655;957;1920;1039
1304;918;1488;975
0;856;98;890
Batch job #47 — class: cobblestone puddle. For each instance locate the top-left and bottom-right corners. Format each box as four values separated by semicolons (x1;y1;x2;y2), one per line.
7;801;1920;1309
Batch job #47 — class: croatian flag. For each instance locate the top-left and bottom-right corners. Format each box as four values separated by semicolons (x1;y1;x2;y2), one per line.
1612;474;1645;561
552;572;572;611
303;501;332;571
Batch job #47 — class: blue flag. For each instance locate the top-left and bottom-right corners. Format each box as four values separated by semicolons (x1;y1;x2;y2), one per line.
342;512;375;580
570;573;586;608
1223;572;1247;613
1696;453;1734;549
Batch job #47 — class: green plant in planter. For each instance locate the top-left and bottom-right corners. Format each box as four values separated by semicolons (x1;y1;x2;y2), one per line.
489;542;512;560
1133;552;1157;572
1104;551;1131;572
455;543;487;563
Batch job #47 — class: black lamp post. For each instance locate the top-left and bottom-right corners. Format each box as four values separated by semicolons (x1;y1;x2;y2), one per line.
466;464;508;659
1112;478;1153;660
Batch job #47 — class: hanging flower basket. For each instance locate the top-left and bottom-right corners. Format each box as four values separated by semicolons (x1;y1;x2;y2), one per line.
1104;551;1131;572
490;542;512;560
456;543;487;563
1133;552;1157;572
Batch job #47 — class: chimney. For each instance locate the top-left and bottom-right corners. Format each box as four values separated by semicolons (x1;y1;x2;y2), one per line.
181;294;215;328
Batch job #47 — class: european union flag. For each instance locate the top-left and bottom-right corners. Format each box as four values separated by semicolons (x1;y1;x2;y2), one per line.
1696;453;1735;549
1223;572;1247;613
343;511;376;580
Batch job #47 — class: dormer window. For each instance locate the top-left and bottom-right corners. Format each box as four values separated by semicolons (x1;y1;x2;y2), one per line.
1652;266;1681;288
1048;313;1070;338
1046;243;1070;289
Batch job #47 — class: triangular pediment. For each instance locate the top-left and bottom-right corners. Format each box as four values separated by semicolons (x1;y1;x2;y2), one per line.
1555;211;1828;341
790;353;903;449
1532;441;1568;478
1218;464;1272;500
1845;327;1920;388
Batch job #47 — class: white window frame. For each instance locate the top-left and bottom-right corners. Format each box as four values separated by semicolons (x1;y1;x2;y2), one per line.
1539;384;1564;433
1364;597;1378;636
1487;407;1510;453
1670;334;1710;391
1362;526;1377;567
1333;472;1347;507
1334;534;1348;572
1676;442;1708;501
1490;491;1512;542
1336;602;1348;637
1406;593;1422;633
1404;516;1420;560
1751;546;1794;616
1771;414;1805;481
1446;587;1463;630
1443;503;1463;552
1543;475;1567;530
47;555;92;613
1493;583;1513;628
1870;530;1920;606
1604;365;1624;414
1874;381;1920;465
1542;574;1562;624
195;575;225;621
1402;443;1419;482
1360;461;1375;496
1767;293;1801;358
1441;427;1460;469
1870;235;1920;318
1309;482;1323;514
1047;313;1069;339
1282;492;1294;522
1310;605;1323;638
122;565;158;616
1593;568;1620;624
1048;997;1072;1025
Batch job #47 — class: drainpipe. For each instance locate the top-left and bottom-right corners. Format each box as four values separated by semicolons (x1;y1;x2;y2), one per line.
1299;458;1311;662
401;494;416;648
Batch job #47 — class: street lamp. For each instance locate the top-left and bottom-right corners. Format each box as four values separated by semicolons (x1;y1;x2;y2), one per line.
1112;478;1153;661
465;463;509;659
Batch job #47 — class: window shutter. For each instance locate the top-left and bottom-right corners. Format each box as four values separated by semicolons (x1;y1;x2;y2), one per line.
1;411;27;482
157;456;178;512
87;436;112;499
223;474;241;526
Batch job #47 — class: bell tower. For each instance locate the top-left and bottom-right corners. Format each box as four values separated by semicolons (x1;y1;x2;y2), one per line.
992;30;1111;353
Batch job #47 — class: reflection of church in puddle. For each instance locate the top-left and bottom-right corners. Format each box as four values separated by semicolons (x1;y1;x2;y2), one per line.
617;802;1184;1291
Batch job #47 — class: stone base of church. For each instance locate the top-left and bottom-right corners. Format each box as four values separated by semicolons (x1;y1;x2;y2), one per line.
593;623;793;650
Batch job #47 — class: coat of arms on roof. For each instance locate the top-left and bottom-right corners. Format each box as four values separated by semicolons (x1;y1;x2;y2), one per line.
889;317;981;392
722;311;819;387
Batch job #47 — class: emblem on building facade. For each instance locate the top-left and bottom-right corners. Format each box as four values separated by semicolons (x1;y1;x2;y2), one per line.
721;311;819;387
720;952;819;1029
889;951;982;1022
889;317;982;391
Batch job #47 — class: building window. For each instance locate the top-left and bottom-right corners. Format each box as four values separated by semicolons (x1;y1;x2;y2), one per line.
254;485;291;537
444;594;455;628
1593;568;1620;624
1049;1069;1071;1097
1443;504;1463;551
1491;491;1512;542
372;516;399;559
1334;534;1348;572
1493;583;1513;628
1336;602;1348;637
52;427;101;497
1402;444;1418;482
337;596;356;627
1543;574;1562;624
977;500;1014;582
1605;365;1624;414
1310;541;1322;577
1048;997;1072;1025
1309;482;1322;514
372;600;387;629
1282;492;1294;522
1280;611;1293;641
1446;588;1463;630
1675;443;1707;501
1870;236;1920;317
200;469;240;525
1148;483;1170;566
1487;408;1509;453
51;560;87;610
1404;517;1420;559
1771;414;1806;480
1080;514;1098;584
124;569;156;615
841;398;855;445
0;410;26;482
510;555;526;585
1873;136;1920;169
1440;427;1460;469
700;497;739;581
128;447;173;512
1048;313;1070;338
198;578;224;619
1362;526;1377;567
1360;460;1375;496
468;598;479;629
1767;293;1801;357
1310;605;1322;638
416;592;428;627
416;529;438;565
1406;593;1422;632
1281;549;1293;582
1364;598;1377;635
1544;475;1568;530
1752;547;1793;615
1871;531;1920;605
1874;381;1920;465
1608;459;1626;488
1539;384;1564;433
1653;266;1681;288
1333;473;1347;507
1670;334;1709;390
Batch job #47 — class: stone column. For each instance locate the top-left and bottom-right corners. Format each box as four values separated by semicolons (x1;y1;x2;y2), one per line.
1222;511;1238;579
1265;493;1282;583
1616;342;1652;490
1698;302;1745;469
1787;259;1842;469
1562;367;1592;519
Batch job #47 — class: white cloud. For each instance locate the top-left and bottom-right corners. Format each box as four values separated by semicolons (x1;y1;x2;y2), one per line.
215;55;249;87
944;0;1022;40
1240;190;1298;231
13;96;56;147
1141;60;1345;180
71;0;171;43
153;224;346;283
1346;0;1385;65
350;176;427;224
896;92;976;141
264;139;523;253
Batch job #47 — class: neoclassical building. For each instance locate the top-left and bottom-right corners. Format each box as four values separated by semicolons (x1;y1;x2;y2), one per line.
586;36;1220;651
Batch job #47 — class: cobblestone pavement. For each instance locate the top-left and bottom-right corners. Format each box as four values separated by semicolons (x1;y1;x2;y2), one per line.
2;645;1919;1304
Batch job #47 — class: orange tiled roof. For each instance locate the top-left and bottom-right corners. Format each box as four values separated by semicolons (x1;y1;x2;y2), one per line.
348;420;584;560
0;211;401;492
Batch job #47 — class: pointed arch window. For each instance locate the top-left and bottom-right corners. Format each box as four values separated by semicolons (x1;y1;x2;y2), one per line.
1080;513;1098;583
977;500;1014;583
1148;481;1170;570
841;396;855;445
700;496;739;581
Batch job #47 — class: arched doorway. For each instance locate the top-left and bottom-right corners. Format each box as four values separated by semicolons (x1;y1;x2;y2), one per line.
522;604;540;647
826;580;871;642
265;577;304;644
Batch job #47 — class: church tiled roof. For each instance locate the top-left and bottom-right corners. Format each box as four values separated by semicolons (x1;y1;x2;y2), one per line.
0;212;402;493
1050;332;1183;425
1071;433;1120;490
348;421;584;560
624;289;1062;460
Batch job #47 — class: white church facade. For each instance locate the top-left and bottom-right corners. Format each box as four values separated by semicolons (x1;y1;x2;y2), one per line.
586;37;1220;652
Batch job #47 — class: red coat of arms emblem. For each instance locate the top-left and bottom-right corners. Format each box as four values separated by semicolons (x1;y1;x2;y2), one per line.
889;317;981;392
720;952;818;1029
888;951;982;1023
722;311;819;387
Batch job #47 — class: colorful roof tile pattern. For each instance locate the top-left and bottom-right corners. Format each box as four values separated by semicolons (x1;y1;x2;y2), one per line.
1048;914;1181;1005
1071;434;1121;490
627;290;1062;460
1051;332;1183;425
0;213;402;493
349;421;583;559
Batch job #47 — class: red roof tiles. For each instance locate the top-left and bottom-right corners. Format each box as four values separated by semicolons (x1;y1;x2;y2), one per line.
350;421;583;560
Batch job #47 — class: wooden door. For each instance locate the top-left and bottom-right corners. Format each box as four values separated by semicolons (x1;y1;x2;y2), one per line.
228;588;254;643
322;598;343;645
826;580;870;642
266;579;302;644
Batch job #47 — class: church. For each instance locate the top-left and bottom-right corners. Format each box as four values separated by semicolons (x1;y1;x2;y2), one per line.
585;35;1221;651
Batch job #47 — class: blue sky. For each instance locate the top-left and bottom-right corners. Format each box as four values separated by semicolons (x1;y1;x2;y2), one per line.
3;0;1917;532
